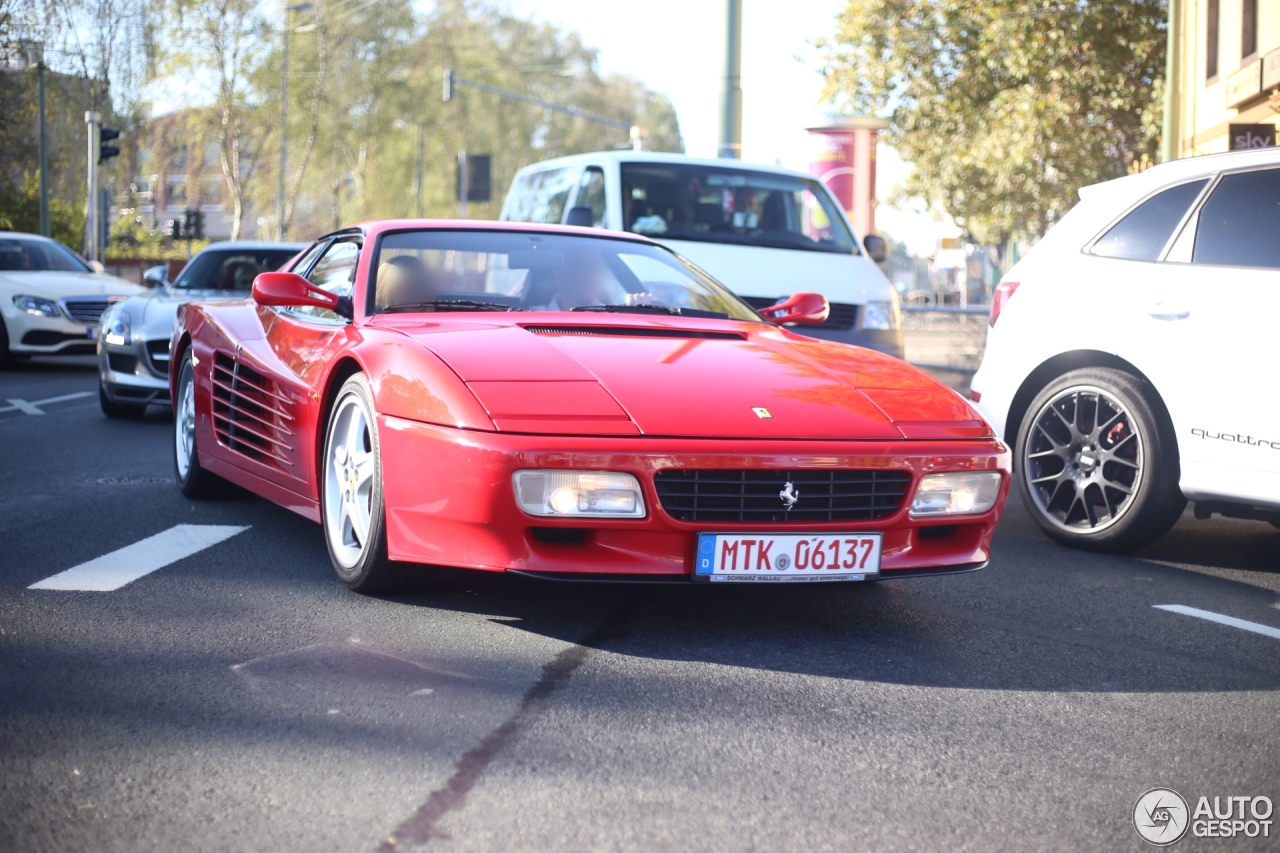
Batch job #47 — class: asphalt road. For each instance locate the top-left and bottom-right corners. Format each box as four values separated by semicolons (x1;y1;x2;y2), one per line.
2;357;1278;853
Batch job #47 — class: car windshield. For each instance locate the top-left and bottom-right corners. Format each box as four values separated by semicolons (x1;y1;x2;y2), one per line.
173;248;301;291
620;162;858;254
0;237;92;272
372;230;762;320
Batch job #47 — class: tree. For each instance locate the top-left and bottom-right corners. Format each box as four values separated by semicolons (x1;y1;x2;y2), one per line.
165;0;271;240
820;0;1167;244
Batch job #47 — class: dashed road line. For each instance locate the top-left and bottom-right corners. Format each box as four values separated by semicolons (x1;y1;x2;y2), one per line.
1154;604;1280;641
29;524;249;591
0;391;95;416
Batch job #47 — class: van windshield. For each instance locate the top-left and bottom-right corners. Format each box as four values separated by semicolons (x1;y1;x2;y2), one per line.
620;163;858;255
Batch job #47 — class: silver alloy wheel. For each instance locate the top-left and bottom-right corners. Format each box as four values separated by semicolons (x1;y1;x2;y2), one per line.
1023;384;1144;534
175;370;196;480
323;393;376;571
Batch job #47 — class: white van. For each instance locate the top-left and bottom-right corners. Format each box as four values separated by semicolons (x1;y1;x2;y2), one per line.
499;151;903;358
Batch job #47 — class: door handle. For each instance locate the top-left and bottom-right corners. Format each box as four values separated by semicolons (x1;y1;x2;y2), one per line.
1145;302;1190;320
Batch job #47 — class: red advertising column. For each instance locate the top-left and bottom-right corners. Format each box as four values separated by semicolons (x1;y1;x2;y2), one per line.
806;116;889;238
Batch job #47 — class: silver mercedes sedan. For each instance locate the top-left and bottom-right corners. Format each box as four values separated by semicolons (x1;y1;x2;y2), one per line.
97;241;305;417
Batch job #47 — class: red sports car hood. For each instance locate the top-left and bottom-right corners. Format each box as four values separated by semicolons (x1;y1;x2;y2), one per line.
391;319;991;440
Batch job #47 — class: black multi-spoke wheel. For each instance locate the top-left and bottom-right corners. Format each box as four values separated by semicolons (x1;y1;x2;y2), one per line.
1015;368;1185;551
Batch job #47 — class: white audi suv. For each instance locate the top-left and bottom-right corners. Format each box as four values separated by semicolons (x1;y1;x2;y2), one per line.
971;147;1280;550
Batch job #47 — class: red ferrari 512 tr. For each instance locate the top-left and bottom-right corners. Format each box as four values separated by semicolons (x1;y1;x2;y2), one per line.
170;221;1010;592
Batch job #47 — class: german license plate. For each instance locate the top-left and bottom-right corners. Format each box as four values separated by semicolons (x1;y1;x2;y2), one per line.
695;532;882;583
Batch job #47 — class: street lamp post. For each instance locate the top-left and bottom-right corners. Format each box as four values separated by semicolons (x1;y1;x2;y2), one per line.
279;2;314;240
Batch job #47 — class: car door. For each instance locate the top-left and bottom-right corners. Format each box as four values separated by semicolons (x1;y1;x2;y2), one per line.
1133;165;1280;506
241;237;362;497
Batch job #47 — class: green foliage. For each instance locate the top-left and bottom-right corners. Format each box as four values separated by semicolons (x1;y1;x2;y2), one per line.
0;173;85;249
251;0;683;238
107;206;210;260
821;0;1167;243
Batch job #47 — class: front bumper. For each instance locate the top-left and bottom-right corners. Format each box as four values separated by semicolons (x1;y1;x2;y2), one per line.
4;310;100;356
97;336;172;406
378;417;1009;579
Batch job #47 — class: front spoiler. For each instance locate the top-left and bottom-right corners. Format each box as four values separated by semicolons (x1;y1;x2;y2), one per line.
507;561;988;584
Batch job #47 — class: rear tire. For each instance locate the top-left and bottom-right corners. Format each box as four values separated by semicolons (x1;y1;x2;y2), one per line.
174;351;229;499
321;373;431;594
99;384;147;419
1015;368;1185;551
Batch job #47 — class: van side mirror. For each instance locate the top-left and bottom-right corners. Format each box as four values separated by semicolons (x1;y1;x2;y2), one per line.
863;234;888;263
758;292;830;325
251;272;352;319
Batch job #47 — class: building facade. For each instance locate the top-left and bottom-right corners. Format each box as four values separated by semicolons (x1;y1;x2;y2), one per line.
1171;0;1280;157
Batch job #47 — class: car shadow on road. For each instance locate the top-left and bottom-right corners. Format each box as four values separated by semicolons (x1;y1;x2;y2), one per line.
382;502;1280;696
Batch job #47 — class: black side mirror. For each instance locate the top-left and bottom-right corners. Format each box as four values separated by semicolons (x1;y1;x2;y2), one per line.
143;264;169;288
565;206;594;228
863;234;888;263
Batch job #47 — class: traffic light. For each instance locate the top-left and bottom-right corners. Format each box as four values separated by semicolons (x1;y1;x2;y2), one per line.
443;68;456;102
99;127;120;164
170;216;183;240
192;209;205;240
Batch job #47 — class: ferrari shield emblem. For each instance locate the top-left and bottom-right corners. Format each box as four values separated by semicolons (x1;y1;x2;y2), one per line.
752;407;773;419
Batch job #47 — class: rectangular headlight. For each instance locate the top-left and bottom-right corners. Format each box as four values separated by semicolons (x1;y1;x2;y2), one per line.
862;301;900;331
513;470;646;518
910;472;1001;517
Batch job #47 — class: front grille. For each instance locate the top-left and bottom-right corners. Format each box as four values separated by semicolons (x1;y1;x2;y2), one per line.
653;468;912;523
61;297;119;325
742;297;857;331
21;330;89;346
145;338;171;375
211;352;295;467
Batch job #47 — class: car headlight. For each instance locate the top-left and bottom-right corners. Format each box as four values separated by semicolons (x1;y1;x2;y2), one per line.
102;310;131;347
862;301;900;331
910;472;1001;517
13;294;61;318
513;470;646;518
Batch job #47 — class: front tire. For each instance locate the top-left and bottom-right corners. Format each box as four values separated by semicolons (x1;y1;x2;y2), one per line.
321;374;424;593
1015;368;1185;551
0;318;16;369
174;351;228;499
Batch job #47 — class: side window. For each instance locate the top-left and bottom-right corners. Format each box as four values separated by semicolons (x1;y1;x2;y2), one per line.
293;239;359;322
501;167;580;224
1090;180;1208;261
576;167;606;227
1192;168;1280;269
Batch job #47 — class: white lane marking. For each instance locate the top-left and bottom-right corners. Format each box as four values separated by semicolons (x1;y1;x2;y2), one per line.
29;524;249;591
0;391;95;415
1154;604;1280;641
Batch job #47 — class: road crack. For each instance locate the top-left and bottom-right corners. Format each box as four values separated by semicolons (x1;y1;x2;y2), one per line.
378;597;636;850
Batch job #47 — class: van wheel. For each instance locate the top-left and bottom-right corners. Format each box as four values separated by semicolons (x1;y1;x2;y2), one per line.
1015;368;1185;551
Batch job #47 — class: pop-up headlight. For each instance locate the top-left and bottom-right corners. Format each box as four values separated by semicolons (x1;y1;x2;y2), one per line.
513;470;646;518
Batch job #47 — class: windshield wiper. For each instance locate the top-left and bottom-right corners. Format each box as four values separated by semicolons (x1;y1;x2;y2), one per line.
383;300;519;313
571;305;730;320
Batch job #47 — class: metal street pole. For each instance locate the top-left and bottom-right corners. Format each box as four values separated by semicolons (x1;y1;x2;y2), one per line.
717;0;743;159
36;52;50;237
1160;0;1181;163
416;124;425;218
85;112;100;262
279;2;313;240
458;150;469;219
